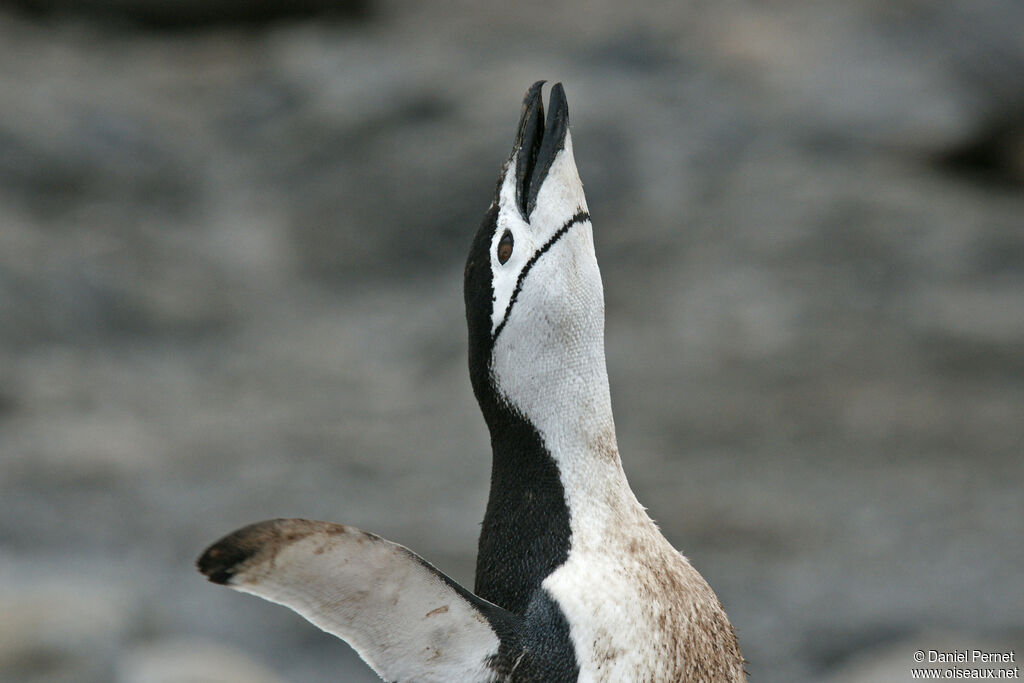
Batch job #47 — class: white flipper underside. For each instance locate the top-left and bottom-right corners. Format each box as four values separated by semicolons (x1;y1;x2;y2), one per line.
197;519;504;683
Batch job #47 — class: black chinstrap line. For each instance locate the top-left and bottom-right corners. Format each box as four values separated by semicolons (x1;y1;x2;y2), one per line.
491;210;590;343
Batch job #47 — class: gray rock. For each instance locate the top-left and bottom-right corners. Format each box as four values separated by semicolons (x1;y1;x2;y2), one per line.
0;581;132;683
3;0;369;29
117;639;286;683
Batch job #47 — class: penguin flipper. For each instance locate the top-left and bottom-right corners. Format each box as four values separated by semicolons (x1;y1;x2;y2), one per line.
197;518;515;683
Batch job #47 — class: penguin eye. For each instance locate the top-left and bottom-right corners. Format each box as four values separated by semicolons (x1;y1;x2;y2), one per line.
497;230;514;264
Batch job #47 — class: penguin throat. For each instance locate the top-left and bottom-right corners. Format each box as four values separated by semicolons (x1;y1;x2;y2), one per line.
474;390;572;614
473;350;626;614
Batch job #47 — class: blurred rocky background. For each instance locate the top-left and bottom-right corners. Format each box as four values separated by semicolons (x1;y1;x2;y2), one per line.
1;1;1022;681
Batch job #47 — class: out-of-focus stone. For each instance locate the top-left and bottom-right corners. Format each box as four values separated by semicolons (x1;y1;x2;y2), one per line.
117;638;286;683
2;0;370;29
0;582;132;682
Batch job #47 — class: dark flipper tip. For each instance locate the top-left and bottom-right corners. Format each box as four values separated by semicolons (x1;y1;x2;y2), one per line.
196;519;291;585
197;534;256;585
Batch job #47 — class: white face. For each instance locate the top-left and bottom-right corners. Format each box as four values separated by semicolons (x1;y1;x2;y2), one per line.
488;131;594;340
486;132;611;441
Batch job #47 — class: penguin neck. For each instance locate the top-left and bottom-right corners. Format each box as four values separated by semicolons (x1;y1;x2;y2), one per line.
472;320;642;612
486;320;643;547
487;294;633;493
492;354;622;482
499;347;642;531
488;374;623;489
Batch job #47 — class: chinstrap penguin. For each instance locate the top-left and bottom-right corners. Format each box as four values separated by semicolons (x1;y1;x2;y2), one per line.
197;82;746;682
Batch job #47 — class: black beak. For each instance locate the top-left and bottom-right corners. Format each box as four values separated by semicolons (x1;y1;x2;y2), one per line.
512;81;570;219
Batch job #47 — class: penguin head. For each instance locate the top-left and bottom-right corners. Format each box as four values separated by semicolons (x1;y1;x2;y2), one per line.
465;82;605;425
